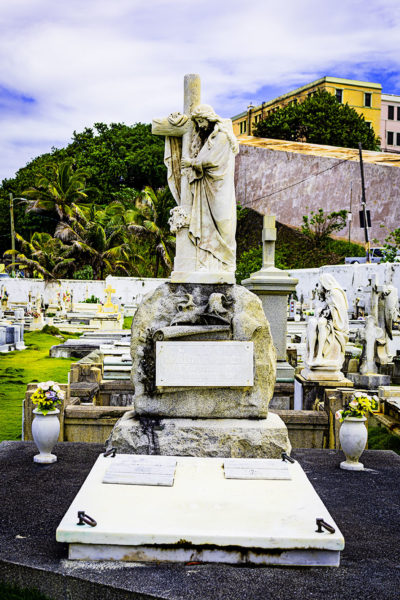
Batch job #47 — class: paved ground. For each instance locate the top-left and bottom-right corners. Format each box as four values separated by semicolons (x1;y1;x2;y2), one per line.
1;441;399;600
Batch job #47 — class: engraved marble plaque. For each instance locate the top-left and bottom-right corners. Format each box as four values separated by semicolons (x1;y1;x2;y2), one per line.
103;455;177;486
156;341;253;387
224;458;291;480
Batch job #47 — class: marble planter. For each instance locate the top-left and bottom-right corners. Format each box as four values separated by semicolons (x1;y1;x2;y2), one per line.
32;408;60;464
339;417;367;471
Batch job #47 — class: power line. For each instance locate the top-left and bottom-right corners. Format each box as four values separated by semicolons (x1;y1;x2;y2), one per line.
240;151;359;207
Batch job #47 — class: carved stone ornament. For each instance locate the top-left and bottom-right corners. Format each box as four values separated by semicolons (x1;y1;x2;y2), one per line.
168;206;191;233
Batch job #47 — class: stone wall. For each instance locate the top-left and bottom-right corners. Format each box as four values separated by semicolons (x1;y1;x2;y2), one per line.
1;275;167;304
235;139;400;244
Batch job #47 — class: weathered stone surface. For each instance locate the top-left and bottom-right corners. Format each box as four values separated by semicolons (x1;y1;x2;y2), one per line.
130;282;276;418
108;412;290;458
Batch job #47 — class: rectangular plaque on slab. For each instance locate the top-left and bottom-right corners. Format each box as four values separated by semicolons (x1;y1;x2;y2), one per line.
156;341;253;387
103;455;177;487
224;458;291;480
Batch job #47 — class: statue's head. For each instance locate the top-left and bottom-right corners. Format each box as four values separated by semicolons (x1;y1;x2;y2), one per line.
191;104;220;129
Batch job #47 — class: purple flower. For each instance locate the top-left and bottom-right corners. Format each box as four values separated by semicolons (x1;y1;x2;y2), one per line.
45;391;56;398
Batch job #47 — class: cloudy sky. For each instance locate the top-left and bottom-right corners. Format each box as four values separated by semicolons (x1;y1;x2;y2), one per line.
1;0;400;182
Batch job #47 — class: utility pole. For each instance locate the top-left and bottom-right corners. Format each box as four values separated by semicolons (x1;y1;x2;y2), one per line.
9;193;15;277
348;181;352;249
358;142;370;263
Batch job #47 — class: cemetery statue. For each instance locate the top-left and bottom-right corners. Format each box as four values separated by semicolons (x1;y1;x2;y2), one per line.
302;274;349;379
152;75;238;283
358;315;383;374
179;104;239;273
370;279;399;364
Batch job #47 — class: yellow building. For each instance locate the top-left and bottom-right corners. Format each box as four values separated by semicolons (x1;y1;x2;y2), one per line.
232;76;382;139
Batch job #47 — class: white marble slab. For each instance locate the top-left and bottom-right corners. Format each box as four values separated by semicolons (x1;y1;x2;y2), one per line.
224;458;291;480
156;341;253;387
102;455;176;486
57;454;344;566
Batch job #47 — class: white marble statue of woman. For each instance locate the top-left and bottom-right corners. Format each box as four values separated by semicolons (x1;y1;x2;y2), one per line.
302;273;349;380
180;104;239;273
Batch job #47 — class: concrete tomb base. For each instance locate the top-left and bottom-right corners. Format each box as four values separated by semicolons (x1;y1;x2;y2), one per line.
347;372;391;389
108;412;291;458
57;454;344;566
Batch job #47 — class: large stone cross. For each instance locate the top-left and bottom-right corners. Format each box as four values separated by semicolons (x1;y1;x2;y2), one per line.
152;74;201;280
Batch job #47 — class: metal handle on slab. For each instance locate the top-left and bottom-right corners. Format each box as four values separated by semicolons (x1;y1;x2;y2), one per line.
103;447;116;458
315;518;335;534
281;452;295;464
77;511;97;527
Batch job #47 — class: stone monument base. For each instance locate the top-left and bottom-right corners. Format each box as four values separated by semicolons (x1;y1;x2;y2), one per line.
294;374;354;411
347;373;391;389
301;366;345;382
108;412;291;458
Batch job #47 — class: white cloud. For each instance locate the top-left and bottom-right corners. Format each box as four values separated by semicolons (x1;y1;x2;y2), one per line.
1;0;400;180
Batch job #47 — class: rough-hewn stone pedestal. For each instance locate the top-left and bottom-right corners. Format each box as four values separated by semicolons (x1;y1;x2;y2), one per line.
107;282;291;457
109;412;291;458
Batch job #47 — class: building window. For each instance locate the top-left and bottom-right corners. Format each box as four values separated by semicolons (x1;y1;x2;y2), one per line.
397;133;400;146
364;93;372;107
293;98;298;105
397;106;400;120
365;121;372;129
239;121;247;134
387;131;394;145
335;89;343;103
388;105;394;120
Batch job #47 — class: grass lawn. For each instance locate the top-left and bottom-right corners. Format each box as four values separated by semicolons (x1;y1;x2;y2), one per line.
368;426;400;455
123;315;133;329
0;331;78;442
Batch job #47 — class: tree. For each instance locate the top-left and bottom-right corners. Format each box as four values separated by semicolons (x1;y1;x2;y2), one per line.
54;219;143;280
253;90;380;150
4;232;71;280
301;208;348;247
0;122;167;254
22;160;93;232
128;186;175;277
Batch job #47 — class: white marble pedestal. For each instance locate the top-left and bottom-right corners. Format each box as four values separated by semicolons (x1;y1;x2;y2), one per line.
57;454;344;566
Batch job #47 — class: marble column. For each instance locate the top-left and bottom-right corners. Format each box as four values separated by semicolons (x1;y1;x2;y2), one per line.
242;215;298;381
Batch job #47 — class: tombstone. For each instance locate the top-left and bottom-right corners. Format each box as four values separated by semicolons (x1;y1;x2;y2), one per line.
6;326;15;345
57;74;345;568
0;326;8;351
107;74;290;457
242;215;298;381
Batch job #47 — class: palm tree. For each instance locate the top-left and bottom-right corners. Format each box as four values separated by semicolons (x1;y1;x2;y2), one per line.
4;232;73;280
22;160;94;234
128;186;175;277
54;220;144;279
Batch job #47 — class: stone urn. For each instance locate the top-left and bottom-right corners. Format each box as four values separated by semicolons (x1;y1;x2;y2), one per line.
339;417;368;471
32;408;60;464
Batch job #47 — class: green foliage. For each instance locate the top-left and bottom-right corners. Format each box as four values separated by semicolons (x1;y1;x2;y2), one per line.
253;90;380;150
235;208;365;279
235;247;262;283
83;294;100;303
376;226;400;262
74;265;94;280
235;242;292;282
41;324;62;336
368;426;400;455
0;122;166;255
301;208;348;247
